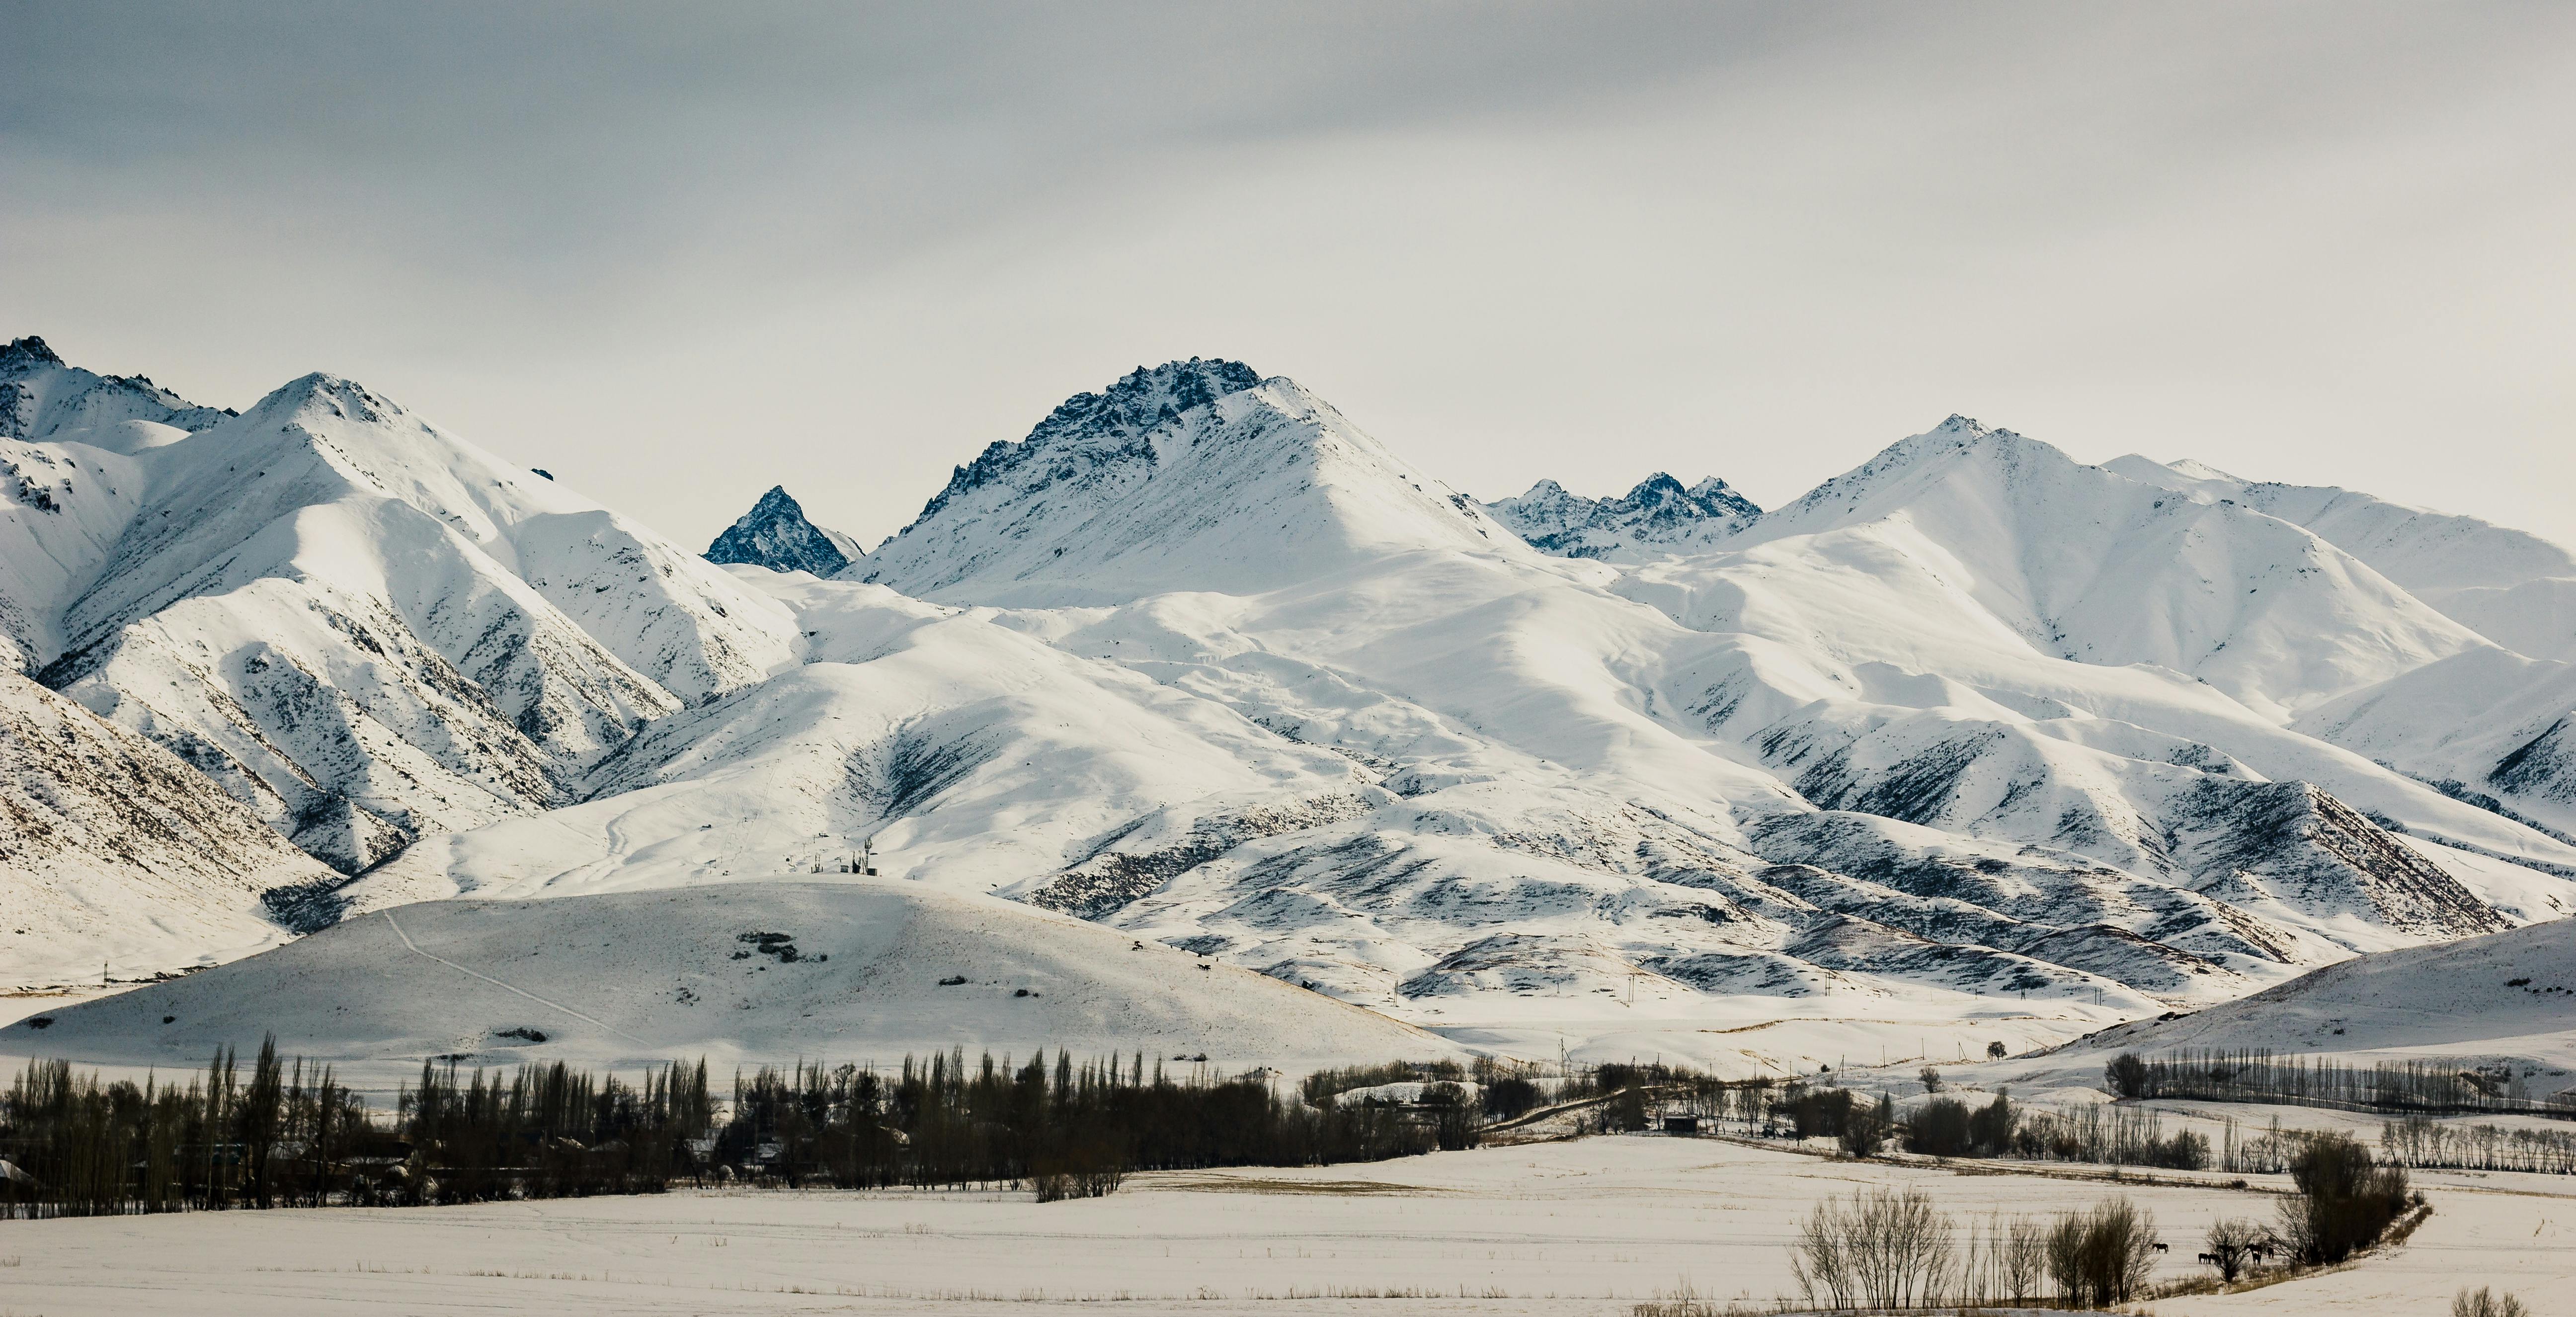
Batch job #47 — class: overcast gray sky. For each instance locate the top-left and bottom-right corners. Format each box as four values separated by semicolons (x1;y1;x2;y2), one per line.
6;2;2572;550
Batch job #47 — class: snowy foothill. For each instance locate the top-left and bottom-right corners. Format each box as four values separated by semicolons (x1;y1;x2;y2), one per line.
1978;911;2576;1096
0;879;1457;1089
0;1129;2558;1316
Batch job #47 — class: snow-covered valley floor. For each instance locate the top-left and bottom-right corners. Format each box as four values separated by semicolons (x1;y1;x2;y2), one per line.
5;1133;2556;1316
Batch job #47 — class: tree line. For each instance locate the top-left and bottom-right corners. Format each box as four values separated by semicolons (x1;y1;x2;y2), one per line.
0;1041;1451;1218
2107;1048;2572;1118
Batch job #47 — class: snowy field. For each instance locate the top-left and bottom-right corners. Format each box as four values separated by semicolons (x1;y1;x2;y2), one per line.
5;1133;2558;1316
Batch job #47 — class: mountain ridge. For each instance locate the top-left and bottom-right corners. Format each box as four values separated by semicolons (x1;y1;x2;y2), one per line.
8;345;2576;1075
1485;471;1760;561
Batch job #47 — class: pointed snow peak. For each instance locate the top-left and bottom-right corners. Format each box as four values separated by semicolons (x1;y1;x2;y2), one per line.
1751;416;2088;535
241;371;405;431
706;484;856;576
1867;414;2066;472
2;335;64;372
1518;478;1571;499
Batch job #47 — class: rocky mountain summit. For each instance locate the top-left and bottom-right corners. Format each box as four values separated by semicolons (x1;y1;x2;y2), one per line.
1;335;234;445
853;358;1524;605
705;485;863;576
1485;471;1761;560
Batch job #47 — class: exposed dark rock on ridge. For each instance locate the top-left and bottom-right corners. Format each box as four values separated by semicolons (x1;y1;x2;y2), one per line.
706;485;858;576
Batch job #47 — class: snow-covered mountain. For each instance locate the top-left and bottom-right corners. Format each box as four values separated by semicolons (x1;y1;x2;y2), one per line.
0;342;795;886
0;335;232;446
2108;454;2576;662
2100;456;2576;839
705;485;864;576
1485;472;1760;561
315;370;2576;1074
1700;417;2487;721
0;668;335;988
12;342;2576;1077
855;358;1527;605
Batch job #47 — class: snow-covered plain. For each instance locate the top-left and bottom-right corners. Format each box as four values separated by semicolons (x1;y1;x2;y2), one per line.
0;1133;2464;1317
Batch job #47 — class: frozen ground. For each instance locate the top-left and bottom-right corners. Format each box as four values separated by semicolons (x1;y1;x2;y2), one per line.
4;1132;2548;1316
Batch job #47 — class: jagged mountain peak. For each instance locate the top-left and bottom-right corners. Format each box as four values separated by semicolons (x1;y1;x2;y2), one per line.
706;485;862;576
858;366;1523;603
0;335;235;445
1749;414;2078;531
1486;467;1761;561
1032;357;1263;446
905;357;1264;530
2;335;66;371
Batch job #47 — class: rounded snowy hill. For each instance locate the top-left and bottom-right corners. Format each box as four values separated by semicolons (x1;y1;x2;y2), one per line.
2012;914;2576;1090
0;879;1454;1082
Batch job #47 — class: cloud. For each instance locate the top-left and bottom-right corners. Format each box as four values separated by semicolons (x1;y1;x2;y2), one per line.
3;2;2572;552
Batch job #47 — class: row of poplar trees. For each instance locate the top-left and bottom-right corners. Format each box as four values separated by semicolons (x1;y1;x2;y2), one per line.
0;1040;1443;1217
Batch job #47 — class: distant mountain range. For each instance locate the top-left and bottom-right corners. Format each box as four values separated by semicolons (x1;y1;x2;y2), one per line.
1485;472;1759;560
8;333;2576;1077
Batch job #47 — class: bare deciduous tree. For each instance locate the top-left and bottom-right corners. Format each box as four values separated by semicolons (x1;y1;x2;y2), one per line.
1790;1187;1955;1309
2204;1217;2264;1282
2045;1197;2159;1307
1998;1212;2047;1304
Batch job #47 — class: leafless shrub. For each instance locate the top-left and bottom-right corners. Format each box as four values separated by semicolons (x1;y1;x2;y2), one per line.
2454;1285;2530;1317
